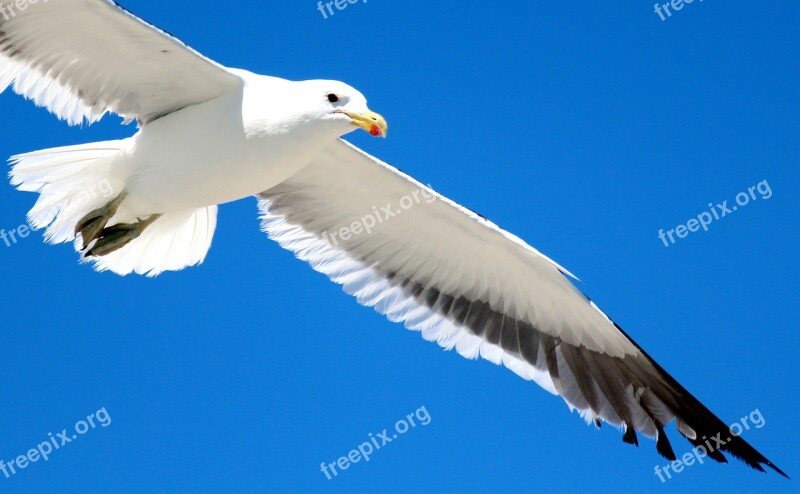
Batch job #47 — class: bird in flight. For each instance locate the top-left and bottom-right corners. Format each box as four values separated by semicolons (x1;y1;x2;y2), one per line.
0;0;786;476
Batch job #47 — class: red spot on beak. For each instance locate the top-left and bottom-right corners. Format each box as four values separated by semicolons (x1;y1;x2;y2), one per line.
369;124;383;137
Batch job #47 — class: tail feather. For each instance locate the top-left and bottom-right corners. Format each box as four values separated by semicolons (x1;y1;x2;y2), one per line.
83;205;217;277
10;140;125;242
9;140;217;276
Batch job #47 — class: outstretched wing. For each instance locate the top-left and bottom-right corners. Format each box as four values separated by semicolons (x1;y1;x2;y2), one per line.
0;0;241;125
258;138;785;475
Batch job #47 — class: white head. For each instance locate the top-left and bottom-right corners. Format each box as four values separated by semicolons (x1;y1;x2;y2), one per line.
295;79;388;138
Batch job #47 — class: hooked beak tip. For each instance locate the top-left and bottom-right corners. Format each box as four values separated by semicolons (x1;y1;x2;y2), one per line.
340;109;388;138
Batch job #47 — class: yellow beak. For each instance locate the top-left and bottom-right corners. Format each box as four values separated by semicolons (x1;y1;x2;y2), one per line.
337;109;388;138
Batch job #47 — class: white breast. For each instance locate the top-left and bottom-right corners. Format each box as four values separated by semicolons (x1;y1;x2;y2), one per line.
122;77;331;214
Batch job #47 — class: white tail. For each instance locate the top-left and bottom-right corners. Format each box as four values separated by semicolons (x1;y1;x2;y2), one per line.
9;140;217;276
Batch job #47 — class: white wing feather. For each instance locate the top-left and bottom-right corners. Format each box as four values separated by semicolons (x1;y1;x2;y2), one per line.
0;0;241;125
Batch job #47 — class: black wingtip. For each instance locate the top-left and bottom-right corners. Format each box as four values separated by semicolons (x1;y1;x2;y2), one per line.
692;428;790;477
732;449;789;478
770;463;790;479
655;425;676;461
747;458;789;478
695;436;728;464
622;426;638;446
772;465;790;479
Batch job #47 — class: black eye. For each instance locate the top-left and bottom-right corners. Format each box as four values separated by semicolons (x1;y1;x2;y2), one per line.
327;93;339;103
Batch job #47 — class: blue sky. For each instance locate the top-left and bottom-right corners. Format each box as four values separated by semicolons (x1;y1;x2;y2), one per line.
1;0;798;492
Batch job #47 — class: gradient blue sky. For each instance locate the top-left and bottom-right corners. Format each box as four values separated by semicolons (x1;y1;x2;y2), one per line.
1;1;798;492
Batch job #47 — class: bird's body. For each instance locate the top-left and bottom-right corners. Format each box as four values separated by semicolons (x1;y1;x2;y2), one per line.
0;0;786;477
78;72;363;216
125;81;260;212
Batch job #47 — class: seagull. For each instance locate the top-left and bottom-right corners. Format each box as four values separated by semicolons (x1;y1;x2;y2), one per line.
1;0;786;476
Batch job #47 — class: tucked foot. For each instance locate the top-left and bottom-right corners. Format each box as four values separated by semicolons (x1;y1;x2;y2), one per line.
84;214;162;257
75;191;128;249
